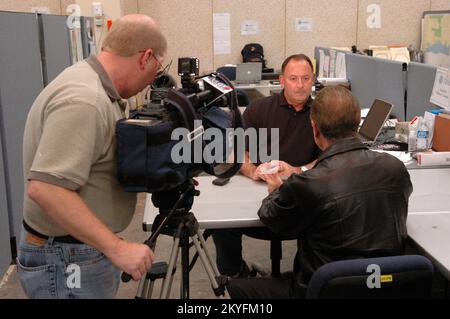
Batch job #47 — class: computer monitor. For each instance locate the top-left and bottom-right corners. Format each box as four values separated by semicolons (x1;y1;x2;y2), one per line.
235;63;262;84
358;99;393;143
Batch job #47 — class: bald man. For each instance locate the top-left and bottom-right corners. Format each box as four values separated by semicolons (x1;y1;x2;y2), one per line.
19;14;167;299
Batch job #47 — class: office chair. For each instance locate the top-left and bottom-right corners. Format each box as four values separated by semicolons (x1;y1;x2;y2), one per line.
236;89;250;107
246;230;296;277
216;66;236;81
306;255;434;299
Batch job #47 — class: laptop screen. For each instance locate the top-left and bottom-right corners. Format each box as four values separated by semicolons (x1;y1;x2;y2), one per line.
359;99;393;141
235;63;262;84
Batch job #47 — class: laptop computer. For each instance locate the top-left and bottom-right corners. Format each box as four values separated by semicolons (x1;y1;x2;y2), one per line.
358;99;393;144
235;63;262;84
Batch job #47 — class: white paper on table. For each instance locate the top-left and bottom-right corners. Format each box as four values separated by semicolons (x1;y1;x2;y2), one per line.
213;13;231;55
241;20;258;35
335;52;347;79
430;67;450;110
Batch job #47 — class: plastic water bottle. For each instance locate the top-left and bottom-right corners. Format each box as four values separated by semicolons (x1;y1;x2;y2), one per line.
416;118;429;151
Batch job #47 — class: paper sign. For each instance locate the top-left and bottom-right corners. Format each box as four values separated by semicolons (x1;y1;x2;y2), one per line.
213;13;231;55
329;50;337;78
335;52;347;79
318;50;326;78
323;56;330;78
295;18;312;32
430;67;450;110
241;20;259;35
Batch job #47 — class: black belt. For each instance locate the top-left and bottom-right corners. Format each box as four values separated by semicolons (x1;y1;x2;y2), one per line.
23;221;83;244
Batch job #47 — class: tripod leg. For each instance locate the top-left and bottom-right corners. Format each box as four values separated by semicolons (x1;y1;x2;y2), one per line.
196;229;222;276
160;236;181;299
191;231;228;298
180;228;190;299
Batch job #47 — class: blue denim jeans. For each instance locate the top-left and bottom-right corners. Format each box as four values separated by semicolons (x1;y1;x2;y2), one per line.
17;227;120;299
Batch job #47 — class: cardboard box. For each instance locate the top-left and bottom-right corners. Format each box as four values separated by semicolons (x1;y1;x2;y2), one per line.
432;114;450;152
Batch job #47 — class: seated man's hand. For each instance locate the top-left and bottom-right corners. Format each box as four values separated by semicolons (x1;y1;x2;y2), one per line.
276;160;301;178
260;172;283;193
255;161;280;181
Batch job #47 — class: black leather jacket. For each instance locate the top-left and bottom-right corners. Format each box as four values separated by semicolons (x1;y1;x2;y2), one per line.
258;137;413;284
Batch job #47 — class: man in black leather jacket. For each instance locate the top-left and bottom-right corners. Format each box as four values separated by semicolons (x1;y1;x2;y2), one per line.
227;86;413;299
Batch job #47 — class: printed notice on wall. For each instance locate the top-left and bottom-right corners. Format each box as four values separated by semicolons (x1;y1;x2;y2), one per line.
335;52;347;79
213;13;231;55
295;18;313;32
241;20;259;35
430;66;450;110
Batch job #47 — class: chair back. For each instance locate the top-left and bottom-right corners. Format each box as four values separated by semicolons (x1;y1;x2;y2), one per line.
217;66;236;81
306;255;433;299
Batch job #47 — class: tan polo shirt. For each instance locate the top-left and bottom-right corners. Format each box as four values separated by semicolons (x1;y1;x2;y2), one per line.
23;55;137;236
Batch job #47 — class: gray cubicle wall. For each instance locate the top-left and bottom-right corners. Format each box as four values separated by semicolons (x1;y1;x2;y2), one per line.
40;14;73;85
406;62;438;121
0;121;12;277
313;46;350;77
0;11;45;246
346;54;406;120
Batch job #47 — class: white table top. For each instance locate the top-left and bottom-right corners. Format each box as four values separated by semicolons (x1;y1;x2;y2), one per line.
144;175;267;229
408;168;450;212
407;212;450;280
144;167;450;227
143;167;450;278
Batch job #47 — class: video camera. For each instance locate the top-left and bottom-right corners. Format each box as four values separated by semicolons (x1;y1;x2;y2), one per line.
116;57;244;194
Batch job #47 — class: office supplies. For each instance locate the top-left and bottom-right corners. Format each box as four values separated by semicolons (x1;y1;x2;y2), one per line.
235;62;262;84
212;177;230;186
358;99;393;144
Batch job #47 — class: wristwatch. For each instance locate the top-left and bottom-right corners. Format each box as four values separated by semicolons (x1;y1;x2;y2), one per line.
300;166;309;173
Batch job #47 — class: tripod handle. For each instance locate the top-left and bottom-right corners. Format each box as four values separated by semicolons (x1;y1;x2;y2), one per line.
121;238;155;283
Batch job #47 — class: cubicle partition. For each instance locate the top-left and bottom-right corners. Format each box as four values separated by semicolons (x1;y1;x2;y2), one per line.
406;62;438;121
0;11;45;253
40;14;73;85
345;54;406;119
315;47;409;120
0;126;12;278
315;46;445;122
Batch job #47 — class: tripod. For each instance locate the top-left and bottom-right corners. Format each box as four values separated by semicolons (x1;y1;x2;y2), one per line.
122;181;229;299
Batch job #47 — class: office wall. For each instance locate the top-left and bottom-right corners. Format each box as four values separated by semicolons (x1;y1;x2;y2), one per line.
139;0;214;80
431;0;450;10
3;0;450;70
121;0;138;15
357;0;431;51
213;0;286;72
286;0;357;61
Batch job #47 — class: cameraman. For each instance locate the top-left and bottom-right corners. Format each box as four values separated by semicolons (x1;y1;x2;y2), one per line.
19;14;167;298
